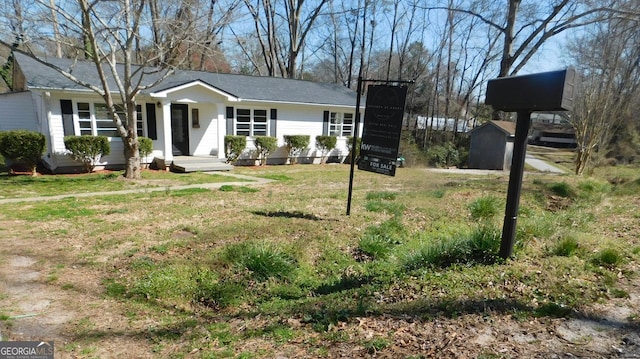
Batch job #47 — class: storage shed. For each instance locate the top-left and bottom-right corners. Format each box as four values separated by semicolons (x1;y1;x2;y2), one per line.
468;120;516;170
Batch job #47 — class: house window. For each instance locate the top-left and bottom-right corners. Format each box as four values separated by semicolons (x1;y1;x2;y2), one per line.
330;112;354;137
135;105;144;137
76;102;144;138
94;103;121;137
77;102;92;135
235;108;268;136
192;108;200;128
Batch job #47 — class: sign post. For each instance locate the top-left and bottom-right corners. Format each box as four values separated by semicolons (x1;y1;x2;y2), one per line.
485;68;575;258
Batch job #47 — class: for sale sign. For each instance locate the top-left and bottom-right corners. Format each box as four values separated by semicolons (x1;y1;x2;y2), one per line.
358;85;407;176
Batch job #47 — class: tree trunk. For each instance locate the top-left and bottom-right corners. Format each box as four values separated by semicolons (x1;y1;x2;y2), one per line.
575;147;591;176
498;0;520;78
124;140;141;179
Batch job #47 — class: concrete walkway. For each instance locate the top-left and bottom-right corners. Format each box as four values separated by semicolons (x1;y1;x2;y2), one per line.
0;172;273;204
427;154;566;176
525;153;566;174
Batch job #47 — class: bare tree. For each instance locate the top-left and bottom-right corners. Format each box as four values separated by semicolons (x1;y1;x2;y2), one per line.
568;12;640;175
237;0;328;78
420;0;616;77
1;0;235;179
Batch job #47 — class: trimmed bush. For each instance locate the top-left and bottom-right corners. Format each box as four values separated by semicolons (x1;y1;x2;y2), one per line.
64;135;111;173
315;135;337;164
138;137;153;167
0;130;46;176
283;135;310;164
254;136;277;166
224;135;246;164
345;136;362;164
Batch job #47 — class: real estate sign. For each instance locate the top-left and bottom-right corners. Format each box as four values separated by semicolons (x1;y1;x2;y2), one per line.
358;84;407;176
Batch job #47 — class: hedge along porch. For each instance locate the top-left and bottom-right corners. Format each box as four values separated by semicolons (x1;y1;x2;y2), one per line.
2;53;363;172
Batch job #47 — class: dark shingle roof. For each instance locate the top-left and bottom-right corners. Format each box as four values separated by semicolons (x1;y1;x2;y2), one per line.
470;120;516;136
14;53;358;107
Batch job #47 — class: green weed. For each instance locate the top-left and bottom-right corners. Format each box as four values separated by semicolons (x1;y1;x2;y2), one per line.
363;336;389;353
468;195;501;221
366;191;397;201
403;226;501;270
534;302;572;318
591;248;624;268
103;278;128;298
549;236;580;257
196;279;246;309
549;181;576;198
130;264;200;302
222;242;297;281
358;218;407;259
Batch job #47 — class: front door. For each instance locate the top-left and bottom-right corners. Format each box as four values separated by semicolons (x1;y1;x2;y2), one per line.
171;104;189;155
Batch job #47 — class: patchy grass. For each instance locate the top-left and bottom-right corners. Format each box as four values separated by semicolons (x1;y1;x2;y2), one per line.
1;163;638;358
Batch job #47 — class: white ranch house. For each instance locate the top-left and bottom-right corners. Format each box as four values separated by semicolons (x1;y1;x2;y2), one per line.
0;53;362;172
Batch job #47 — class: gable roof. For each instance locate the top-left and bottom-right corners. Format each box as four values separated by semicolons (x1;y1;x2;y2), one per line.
470;120;516;136
13;53;358;107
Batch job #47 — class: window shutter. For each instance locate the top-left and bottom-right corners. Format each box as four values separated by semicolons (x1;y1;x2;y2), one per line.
145;103;158;140
60;100;75;136
322;111;329;136
226;106;234;135
270;109;277;137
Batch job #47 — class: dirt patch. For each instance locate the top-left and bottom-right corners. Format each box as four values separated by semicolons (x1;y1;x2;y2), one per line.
0;255;73;342
0;235;155;358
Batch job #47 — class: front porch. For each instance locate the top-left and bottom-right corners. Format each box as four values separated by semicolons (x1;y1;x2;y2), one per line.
172;156;233;173
152;156;233;173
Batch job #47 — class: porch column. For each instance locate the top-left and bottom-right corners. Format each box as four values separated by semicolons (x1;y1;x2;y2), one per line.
160;101;173;162
217;105;225;159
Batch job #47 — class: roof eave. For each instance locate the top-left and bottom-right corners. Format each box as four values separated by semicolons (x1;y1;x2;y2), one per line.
149;80;240;102
243;98;361;108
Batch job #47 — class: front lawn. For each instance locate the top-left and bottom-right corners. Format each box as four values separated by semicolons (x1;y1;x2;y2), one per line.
0;164;638;358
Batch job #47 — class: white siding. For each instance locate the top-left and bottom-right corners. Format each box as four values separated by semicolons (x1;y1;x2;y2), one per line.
46;92;128;169
160;86;226;158
231;102;360;164
3;84;360;170
0;92;38;132
190;103;219;156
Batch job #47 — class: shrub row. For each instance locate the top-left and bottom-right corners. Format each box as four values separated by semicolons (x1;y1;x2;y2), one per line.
223;135;343;165
0;130;154;175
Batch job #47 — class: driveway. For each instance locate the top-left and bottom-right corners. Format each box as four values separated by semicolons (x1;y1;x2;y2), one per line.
525;153;566;173
426;154;566;175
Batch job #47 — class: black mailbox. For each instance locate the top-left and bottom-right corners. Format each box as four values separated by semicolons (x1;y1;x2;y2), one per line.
483;68;576;259
485;68;576;112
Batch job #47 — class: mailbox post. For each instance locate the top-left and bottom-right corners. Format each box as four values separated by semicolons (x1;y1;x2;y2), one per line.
485;69;575;259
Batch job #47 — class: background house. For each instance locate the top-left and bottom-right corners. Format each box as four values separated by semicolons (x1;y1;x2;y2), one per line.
0;53;362;172
529;113;576;148
468;120;516;170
